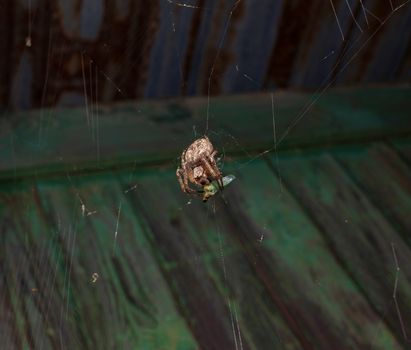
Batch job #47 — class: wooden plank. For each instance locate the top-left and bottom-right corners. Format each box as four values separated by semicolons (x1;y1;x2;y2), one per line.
333;143;411;245
123;161;401;349
276;149;411;347
0;172;198;349
123;169;303;350
0;187;80;350
34;172;199;350
220;158;401;349
0;86;410;180
0;265;23;349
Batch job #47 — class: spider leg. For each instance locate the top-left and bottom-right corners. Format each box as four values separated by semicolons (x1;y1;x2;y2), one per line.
213;158;224;190
176;167;186;193
176;167;196;194
216;176;224;191
200;158;223;190
207;153;224;190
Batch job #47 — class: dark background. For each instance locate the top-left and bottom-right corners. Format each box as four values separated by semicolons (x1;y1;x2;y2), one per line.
2;0;410;110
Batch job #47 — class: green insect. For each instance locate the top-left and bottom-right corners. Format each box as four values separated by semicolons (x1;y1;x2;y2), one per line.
201;174;236;202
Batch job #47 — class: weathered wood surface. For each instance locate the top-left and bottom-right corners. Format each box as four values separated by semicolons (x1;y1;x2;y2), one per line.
0;86;411;181
275;146;411;347
1;84;411;348
124;170;301;350
1;137;411;349
0;175;198;350
334;143;411;245
0;184;80;349
214;159;400;349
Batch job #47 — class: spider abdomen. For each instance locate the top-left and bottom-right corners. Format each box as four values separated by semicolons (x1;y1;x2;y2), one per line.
183;137;214;163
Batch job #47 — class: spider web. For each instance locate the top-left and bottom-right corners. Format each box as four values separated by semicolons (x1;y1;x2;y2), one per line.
1;0;411;349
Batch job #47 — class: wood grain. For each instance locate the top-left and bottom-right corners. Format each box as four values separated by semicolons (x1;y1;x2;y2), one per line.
276;149;411;347
334;143;411;246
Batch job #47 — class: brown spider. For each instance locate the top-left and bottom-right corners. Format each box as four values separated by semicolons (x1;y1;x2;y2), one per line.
176;136;223;197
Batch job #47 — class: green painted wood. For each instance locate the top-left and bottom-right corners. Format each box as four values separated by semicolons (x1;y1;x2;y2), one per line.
125;173;255;350
2;141;410;348
0;173;198;350
333;143;411;246
0;187;80;350
275;149;411;347
220;158;401;349
122;169;302;350
47;173;199;350
2;83;411;349
0;86;410;180
122;160;402;349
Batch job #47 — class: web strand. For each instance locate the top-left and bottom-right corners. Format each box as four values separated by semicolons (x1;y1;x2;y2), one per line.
391;243;408;340
206;0;242;135
329;0;345;41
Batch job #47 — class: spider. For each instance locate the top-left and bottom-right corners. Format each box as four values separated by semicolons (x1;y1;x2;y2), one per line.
176;136;224;199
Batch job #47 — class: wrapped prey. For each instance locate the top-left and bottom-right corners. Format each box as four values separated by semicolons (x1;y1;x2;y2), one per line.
202;174;236;202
